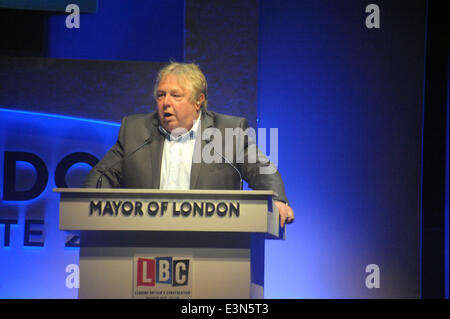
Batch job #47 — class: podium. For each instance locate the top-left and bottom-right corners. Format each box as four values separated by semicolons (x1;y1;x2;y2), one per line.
54;188;284;299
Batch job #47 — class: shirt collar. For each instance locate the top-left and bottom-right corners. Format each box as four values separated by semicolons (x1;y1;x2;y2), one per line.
158;112;202;142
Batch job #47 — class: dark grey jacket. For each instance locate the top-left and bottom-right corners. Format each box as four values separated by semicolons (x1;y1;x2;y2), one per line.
83;110;288;203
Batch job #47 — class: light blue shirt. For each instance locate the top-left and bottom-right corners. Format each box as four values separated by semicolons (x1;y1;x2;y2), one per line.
159;113;201;190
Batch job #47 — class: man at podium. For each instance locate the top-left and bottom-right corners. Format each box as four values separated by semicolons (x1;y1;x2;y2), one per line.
83;62;294;227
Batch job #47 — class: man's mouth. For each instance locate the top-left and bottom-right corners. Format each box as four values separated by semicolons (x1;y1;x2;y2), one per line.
163;112;174;120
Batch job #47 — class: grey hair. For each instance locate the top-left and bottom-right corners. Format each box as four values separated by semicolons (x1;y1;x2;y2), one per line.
153;62;208;110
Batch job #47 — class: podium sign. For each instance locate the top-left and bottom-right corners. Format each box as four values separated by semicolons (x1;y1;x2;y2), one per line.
54;188;283;299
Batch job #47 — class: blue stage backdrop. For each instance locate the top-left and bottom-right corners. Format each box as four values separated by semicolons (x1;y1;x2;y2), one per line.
1;0;427;298
0;108;119;298
258;0;426;298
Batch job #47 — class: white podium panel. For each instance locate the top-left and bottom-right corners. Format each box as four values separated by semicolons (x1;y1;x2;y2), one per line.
54;188;283;299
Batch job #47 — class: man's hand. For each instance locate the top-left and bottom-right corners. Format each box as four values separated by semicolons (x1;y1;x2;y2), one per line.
274;200;295;228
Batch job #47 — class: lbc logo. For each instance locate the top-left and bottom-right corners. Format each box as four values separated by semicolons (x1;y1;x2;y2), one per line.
137;257;190;287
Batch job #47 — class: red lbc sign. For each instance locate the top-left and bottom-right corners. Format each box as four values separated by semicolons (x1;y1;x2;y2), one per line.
137;258;156;286
136;257;190;287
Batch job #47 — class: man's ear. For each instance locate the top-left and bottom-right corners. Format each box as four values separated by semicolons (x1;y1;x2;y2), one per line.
196;93;206;110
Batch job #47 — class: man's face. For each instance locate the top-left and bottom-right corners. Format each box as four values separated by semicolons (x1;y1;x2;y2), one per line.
156;74;200;133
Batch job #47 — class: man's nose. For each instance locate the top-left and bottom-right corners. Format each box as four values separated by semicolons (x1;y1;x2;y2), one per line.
163;95;172;108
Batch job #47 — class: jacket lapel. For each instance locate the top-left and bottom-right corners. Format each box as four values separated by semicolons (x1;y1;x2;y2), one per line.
148;116;164;189
190;111;214;189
